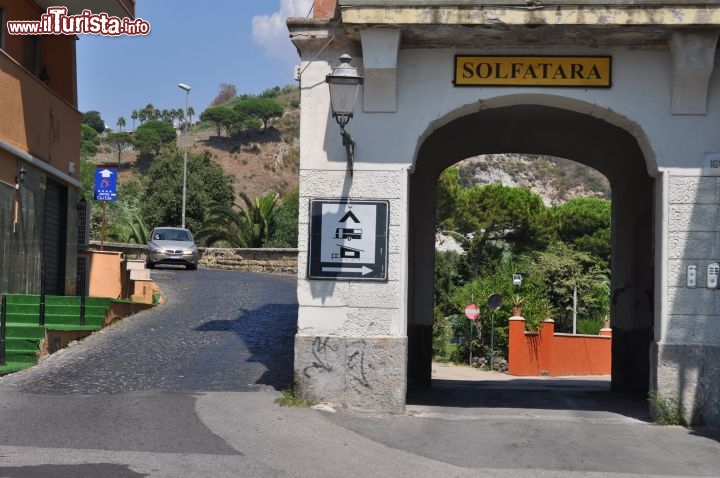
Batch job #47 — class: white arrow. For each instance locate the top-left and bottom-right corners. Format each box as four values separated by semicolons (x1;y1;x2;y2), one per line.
322;265;374;275
99;169;114;178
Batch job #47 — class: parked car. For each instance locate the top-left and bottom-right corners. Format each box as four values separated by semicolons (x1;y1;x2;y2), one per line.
146;227;199;270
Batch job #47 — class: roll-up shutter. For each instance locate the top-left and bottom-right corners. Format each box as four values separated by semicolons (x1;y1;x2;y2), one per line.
43;180;67;295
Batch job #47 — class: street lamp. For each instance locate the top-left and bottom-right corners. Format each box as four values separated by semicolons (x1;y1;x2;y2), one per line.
15;165;27;188
178;82;191;229
326;54;363;176
512;273;523;288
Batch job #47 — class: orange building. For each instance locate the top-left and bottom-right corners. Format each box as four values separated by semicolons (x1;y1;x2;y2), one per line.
0;0;134;295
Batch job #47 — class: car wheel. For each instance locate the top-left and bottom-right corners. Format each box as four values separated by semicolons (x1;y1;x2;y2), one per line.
146;260;155;269
187;263;197;270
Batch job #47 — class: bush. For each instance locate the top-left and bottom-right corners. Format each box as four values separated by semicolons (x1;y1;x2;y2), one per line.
265;188;299;248
432;308;453;360
577;317;605;335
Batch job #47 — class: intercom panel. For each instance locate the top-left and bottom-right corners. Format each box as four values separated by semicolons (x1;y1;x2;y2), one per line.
708;263;719;289
687;265;697;288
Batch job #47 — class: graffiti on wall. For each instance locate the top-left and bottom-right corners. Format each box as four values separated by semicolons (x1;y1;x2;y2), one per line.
303;337;337;377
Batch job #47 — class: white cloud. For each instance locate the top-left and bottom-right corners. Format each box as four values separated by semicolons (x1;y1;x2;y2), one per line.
252;0;313;63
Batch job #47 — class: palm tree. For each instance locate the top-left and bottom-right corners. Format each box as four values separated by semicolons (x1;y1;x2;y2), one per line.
174;108;185;130
196;192;279;247
131;110;138;130
143;103;157;122
240;191;280;246
187;106;195;126
116;116;126;132
107;210;149;244
196;204;247;248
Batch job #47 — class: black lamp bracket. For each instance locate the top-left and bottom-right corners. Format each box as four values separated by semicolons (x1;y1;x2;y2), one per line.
339;126;355;176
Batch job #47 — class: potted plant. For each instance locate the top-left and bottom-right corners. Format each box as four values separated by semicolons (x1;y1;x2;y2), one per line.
511;295;525;316
542;301;554;321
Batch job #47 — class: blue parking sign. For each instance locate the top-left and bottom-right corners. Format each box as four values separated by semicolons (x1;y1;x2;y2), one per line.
94;167;118;201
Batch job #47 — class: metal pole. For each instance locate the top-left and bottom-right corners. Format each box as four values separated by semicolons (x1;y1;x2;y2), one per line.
469;293;474;366
100;201;107;251
573;284;577;334
469;320;472;366
181;90;189;229
39;263;46;327
490;311;495;371
79;280;86;326
1;295;7;365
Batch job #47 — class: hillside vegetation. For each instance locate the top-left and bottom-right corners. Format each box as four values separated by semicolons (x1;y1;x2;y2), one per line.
91;90;608;208
83;83;609;249
82;85;300;247
458;154;609;205
91;90;300;202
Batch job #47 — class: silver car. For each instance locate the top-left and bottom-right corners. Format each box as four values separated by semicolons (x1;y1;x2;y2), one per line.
146;227;199;270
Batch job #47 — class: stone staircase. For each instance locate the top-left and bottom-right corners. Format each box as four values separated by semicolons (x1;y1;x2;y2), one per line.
0;295;111;375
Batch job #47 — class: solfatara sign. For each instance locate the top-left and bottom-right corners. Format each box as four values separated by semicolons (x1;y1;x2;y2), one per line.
454;55;611;87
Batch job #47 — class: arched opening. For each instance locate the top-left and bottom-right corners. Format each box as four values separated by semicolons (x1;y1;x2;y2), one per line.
407;103;655;400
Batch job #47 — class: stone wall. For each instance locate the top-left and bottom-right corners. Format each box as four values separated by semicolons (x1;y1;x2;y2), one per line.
199;248;298;274
657;174;720;426
87;242;298;275
295;335;408;413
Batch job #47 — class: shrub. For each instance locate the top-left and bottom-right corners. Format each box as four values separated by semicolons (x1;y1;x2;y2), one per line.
577;317;605;335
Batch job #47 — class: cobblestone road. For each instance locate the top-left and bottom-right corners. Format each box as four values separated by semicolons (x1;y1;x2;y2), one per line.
0;268;299;464
1;269;720;478
1;268;298;394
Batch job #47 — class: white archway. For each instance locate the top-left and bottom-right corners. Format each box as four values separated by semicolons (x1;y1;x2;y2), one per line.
407;101;655;394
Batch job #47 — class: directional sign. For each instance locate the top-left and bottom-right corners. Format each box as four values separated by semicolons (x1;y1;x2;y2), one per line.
94;167;118;201
465;303;480;321
308;199;389;280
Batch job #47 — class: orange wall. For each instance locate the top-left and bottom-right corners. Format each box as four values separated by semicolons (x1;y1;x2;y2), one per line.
509;318;612;376
314;0;338;19
508;318;542;376
0;50;81;179
2;0;43;66
552;334;612;375
42;34;77;105
2;0;76;105
0;149;18;187
87;251;123;298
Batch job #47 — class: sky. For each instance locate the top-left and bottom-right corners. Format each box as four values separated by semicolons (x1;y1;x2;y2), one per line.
76;0;313;129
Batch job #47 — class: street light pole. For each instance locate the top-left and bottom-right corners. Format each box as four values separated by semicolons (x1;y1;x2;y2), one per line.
572;284;578;334
178;82;191;229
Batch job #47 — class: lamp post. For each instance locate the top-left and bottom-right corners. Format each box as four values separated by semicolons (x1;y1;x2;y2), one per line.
178;82;191;229
512;273;523;288
15;165;26;188
486;293;502;372
326;54;363;176
572;284;578;334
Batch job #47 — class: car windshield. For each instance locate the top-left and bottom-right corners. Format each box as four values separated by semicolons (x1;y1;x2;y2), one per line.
153;229;191;241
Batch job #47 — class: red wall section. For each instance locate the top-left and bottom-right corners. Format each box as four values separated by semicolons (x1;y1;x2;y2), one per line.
508;318;611;376
314;0;338;19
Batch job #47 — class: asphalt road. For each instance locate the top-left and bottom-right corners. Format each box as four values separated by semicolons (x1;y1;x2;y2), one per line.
0;267;719;477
